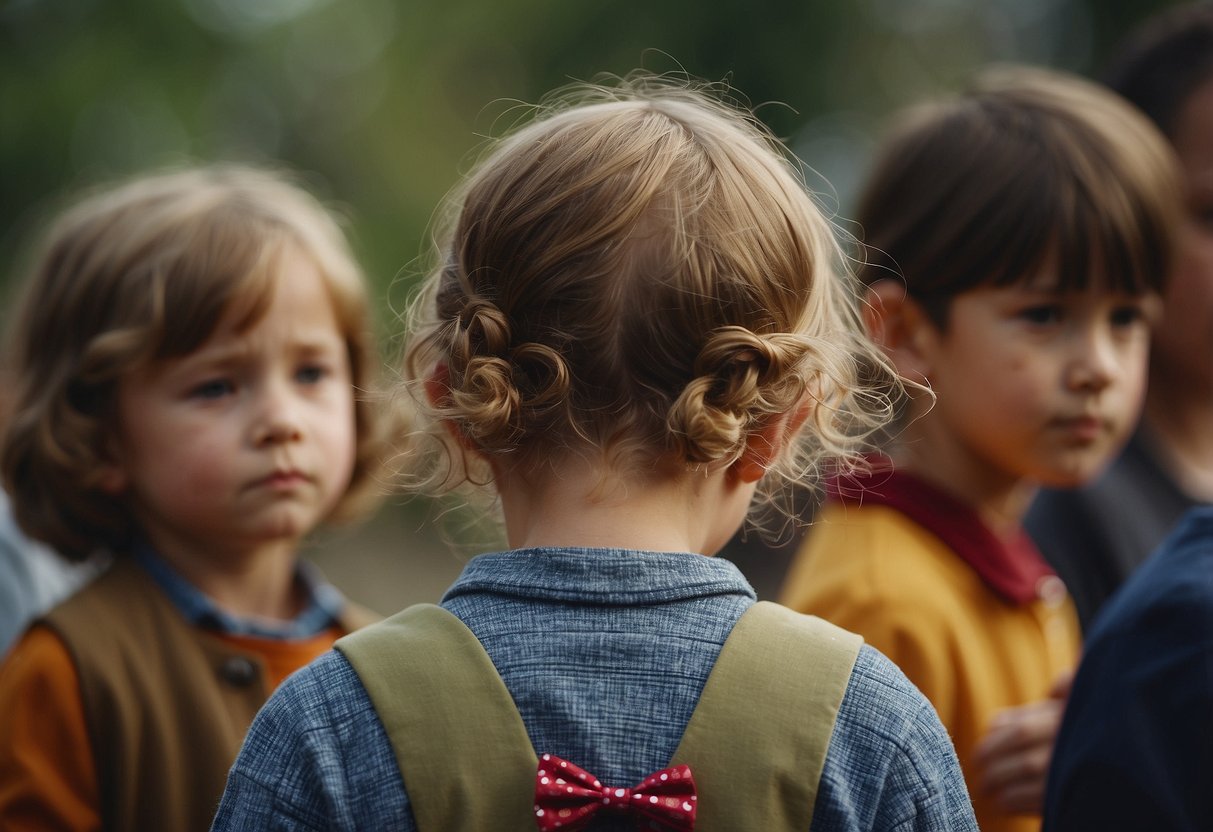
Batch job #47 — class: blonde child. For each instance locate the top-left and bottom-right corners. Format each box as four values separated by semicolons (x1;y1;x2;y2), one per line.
0;165;389;832
212;75;979;831
779;66;1179;832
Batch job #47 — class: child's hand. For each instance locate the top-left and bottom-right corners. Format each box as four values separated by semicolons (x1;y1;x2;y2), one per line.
973;672;1073;815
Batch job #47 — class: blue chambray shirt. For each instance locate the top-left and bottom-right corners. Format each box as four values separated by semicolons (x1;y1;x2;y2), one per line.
133;545;345;638
212;549;977;830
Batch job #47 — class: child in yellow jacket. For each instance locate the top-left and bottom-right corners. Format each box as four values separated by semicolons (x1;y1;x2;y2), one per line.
780;66;1180;832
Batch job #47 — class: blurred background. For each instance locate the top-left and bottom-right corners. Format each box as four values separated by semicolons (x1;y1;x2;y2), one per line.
0;0;1185;613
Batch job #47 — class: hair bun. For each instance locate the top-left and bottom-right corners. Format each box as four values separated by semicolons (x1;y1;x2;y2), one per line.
668;327;806;465
444;294;577;451
450;295;511;367
695;326;790;405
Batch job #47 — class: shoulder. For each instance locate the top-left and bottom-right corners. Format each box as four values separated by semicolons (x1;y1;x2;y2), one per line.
216;649;416;831
812;645;978;831
0;623;78;695
1089;508;1213;641
41;558;151;633
239;649;375;750
784;506;976;647
790;503;969;591
1045;509;1213;829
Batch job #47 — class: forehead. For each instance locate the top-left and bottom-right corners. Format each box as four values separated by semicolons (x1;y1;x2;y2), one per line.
162;248;345;369
222;246;344;335
1004;248;1157;297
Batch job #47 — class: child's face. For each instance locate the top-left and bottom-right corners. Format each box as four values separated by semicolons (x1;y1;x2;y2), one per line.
1158;75;1213;399
918;273;1153;490
107;245;357;562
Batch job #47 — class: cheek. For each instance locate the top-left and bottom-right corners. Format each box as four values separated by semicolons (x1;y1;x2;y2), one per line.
1156;245;1213;364
1113;349;1151;427
318;394;359;481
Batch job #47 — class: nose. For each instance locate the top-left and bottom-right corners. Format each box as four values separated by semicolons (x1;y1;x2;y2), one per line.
253;382;303;445
1065;326;1118;394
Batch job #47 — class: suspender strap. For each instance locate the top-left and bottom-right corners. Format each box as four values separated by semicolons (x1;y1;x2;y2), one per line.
335;604;537;832
339;600;862;832
672;600;862;830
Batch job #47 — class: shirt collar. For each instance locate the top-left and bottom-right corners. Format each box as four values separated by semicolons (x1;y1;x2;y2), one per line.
442;547;757;607
830;462;1057;606
132;545;346;639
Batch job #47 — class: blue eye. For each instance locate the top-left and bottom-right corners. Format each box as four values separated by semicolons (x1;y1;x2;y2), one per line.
1019;305;1062;325
191;379;234;399
296;364;328;384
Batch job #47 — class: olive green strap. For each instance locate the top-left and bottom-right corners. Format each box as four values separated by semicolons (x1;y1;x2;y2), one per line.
335;604;537;832
339;601;861;832
672;601;862;832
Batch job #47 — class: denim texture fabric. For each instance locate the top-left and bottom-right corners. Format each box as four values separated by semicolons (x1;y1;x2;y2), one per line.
212;549;977;831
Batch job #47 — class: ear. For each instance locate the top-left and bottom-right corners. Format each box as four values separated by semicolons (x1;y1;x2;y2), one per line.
96;464;127;495
424;362;452;410
425;363;478;453
864;279;937;385
731;396;814;484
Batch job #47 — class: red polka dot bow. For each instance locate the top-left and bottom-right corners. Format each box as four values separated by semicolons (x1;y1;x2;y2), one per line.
533;753;697;831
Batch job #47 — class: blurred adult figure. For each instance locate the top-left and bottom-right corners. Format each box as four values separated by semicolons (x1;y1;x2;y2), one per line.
0;490;100;655
1044;506;1213;830
1026;1;1213;631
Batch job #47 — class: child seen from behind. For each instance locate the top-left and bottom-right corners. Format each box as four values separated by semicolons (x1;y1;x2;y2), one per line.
779;66;1179;832
0;165;390;832
212;75;979;831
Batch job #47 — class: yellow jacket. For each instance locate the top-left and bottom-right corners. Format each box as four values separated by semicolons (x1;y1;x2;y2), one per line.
781;499;1079;832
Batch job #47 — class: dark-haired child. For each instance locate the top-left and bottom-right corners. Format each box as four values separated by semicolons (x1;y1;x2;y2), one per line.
780;65;1179;832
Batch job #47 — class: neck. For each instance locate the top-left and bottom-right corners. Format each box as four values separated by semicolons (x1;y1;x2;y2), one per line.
892;418;1037;539
1142;384;1213;501
496;455;753;556
143;535;304;621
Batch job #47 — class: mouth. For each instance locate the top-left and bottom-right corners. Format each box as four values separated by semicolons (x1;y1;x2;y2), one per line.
255;470;312;490
1053;415;1107;443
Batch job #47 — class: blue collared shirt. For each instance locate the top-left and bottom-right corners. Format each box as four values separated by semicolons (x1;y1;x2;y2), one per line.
133;545;345;640
212;548;977;830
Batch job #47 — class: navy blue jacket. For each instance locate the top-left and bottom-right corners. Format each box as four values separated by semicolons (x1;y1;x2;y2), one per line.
1045;507;1213;831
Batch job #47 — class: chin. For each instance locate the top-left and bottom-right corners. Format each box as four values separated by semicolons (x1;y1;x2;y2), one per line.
1036;460;1107;490
254;511;321;542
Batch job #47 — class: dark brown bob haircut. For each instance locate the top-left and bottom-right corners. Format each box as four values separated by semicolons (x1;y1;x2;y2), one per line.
856;65;1181;325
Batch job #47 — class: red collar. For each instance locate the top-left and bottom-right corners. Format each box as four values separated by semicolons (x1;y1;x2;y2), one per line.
828;462;1057;606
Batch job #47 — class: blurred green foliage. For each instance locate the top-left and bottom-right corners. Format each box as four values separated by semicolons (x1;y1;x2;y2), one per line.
1;0;1183;327
0;0;1187;583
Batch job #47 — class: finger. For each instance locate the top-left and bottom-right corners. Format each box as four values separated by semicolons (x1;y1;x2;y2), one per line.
978;743;1052;793
989;777;1047;815
975;704;1062;761
1048;669;1075;700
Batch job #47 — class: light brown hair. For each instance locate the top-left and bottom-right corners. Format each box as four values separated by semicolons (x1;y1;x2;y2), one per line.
857;65;1180;325
402;74;898;518
1;165;389;560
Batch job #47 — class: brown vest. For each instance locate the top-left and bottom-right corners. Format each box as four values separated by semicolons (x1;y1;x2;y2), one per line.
42;556;377;832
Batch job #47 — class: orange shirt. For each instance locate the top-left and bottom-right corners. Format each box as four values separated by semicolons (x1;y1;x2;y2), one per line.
0;623;344;832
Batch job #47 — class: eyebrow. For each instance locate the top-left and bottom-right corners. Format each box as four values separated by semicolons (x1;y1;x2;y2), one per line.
172;330;347;372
